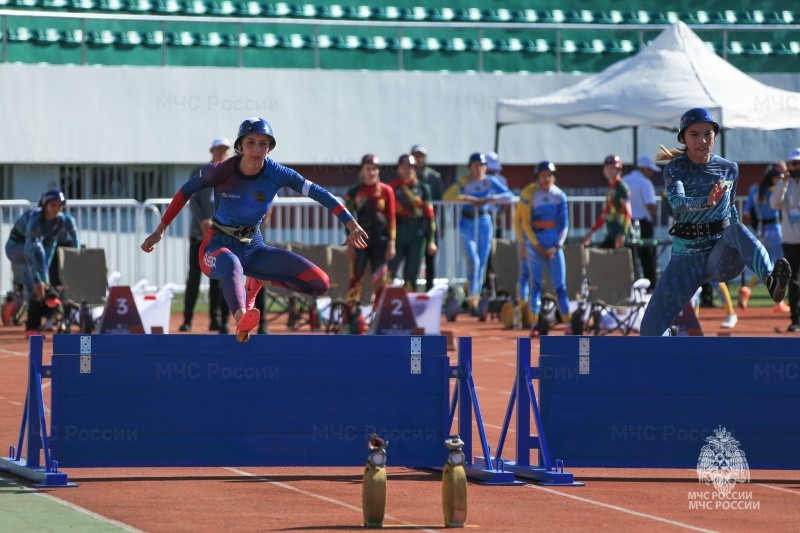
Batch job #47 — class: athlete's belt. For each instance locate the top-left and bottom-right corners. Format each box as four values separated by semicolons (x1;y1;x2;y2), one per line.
668;219;730;239
212;220;258;243
531;220;557;231
760;218;778;226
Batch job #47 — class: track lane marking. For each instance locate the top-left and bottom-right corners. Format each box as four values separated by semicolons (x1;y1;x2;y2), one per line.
526;484;718;532
225;467;439;532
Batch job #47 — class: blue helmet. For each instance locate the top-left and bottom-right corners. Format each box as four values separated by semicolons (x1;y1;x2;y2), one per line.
678;108;719;142
535;160;557;175
468;152;487;166
39;189;66;207
234;117;276;152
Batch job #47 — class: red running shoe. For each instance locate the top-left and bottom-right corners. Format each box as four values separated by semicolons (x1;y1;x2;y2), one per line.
245;277;262;310
236;308;261;343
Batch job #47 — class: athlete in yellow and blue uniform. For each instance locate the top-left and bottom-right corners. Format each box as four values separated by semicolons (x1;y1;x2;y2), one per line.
444;152;513;305
514;161;572;336
640;108;791;336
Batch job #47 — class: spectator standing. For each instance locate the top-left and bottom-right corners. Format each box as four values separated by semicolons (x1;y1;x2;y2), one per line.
343;154;396;320
769;148;800;332
388;154;437;292
583;155;632;249
179;137;232;334
514;161;572;337
411;144;444;291
444;153;513;311
623;155;660;290
738;164;788;312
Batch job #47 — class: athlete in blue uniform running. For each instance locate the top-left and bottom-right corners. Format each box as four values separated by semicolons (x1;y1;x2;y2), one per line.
141;118;368;342
640;108;791;336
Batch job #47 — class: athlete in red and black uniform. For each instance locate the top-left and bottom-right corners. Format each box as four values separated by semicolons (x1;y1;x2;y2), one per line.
343;154;396;316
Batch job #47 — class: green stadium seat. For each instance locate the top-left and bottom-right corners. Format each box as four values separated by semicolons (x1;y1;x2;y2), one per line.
649;11;678;24
316;4;343;19
86;30;115;46
428;8;454;22
342;5;370;20
510;9;537;23
9;0;39;8
505;37;522;52
567;10;594;23
166;31;194;46
33;28;60;44
252;33;279;48
578;39;604;53
454;8;482;22
116;30;142;46
491;9;513;22
440;37;466;52
538;10;566;24
728;41;744;55
764;11;794;24
271;2;290;17
40;0;68;7
771;41;799;55
595;11;623;24
99;0;124;11
154;0;179;14
621;10;648;24
69;0;95;10
208;0;235;15
60;28;83;46
290;3;316;18
142;30;163;46
742;41;770;55
707;10;737;24
371;6;400;20
125;0;152;12
399;7;427;21
412;37;440;52
737;11;765;24
235;1;260;16
560;39;577;53
7;27;33;42
523;38;549;53
315;34;331;48
182;0;207;15
606;39;635;54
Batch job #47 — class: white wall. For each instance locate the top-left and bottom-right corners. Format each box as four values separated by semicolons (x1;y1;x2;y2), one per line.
0;63;797;167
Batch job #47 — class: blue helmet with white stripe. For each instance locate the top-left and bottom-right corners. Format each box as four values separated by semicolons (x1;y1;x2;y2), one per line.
39;189;66;207
234;117;276;152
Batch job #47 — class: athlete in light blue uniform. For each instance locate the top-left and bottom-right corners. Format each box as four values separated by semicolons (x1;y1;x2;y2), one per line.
142;118;369;342
640;108;791;336
514;161;572;336
5;190;80;336
443;152;514;306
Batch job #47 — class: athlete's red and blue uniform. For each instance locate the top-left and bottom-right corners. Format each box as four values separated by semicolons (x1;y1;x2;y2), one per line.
159;156;354;312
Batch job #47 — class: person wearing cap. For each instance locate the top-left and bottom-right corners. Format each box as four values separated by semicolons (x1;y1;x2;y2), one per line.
444;152;514;309
639;108;791;336
179;137;233;334
514;161;572;336
411;144;444;291
738;164;788;313
342;153;396;322
583;154;632;249
388;153;436;292
12;189;80;338
141;117;369;343
623;155;660;290
769;148;800;332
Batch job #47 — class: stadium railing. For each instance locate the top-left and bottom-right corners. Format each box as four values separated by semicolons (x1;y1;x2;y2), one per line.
2;195;749;297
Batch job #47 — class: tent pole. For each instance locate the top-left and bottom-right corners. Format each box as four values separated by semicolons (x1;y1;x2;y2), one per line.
633;126;639;164
494;123;502;153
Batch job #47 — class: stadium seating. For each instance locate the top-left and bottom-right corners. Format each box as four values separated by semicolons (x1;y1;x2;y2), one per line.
1;1;797;72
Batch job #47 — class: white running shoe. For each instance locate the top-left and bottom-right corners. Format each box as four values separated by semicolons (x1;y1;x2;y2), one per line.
721;313;738;329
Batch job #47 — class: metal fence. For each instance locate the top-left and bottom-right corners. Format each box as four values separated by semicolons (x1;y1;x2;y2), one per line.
0;195;746;296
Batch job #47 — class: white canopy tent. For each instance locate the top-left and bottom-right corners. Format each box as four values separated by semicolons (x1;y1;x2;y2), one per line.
495;21;800;158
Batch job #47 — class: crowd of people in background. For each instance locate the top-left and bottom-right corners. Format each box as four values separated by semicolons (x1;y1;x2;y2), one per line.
7;114;798;339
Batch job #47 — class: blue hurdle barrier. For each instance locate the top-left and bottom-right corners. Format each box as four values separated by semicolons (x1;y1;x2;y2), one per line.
1;334;515;486
484;337;581;486
538;336;800;469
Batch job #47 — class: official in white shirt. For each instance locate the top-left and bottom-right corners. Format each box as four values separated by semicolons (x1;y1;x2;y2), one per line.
623;155;660;290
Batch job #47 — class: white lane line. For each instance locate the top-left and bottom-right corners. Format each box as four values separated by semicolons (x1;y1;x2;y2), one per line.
754;483;800;495
225;467;439;532
526;484;718;533
1;476;143;532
